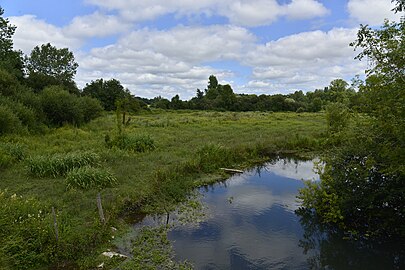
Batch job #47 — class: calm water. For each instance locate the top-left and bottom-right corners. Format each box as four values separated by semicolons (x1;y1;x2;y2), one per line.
132;158;404;269
168;159;319;269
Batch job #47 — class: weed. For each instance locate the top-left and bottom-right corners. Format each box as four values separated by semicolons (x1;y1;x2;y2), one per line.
106;133;155;153
28;151;100;178
66;166;118;190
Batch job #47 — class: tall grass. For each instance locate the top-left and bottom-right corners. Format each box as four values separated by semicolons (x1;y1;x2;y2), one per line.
28;151;100;178
105;133;156;152
66;166;117;190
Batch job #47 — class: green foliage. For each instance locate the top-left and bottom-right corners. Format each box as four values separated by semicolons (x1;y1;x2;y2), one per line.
26;43;78;86
195;143;237;173
82;78;135;111
0;190;55;270
77;95;103;123
300;14;405;239
0;104;24;135
0;141;23;170
66;166;117;190
40;86;102;126
325;102;350;134
106;133;156;152
28;151;100;178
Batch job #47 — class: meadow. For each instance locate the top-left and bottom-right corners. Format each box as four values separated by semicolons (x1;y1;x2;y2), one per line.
0;110;326;269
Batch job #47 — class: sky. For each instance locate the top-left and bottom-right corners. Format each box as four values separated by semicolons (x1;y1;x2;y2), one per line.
1;0;402;99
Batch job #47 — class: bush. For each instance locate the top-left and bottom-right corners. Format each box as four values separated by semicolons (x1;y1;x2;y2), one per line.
28;151;100;178
77;96;103;123
106;133;155;152
0;105;24;135
66;166;117;190
325;102;350;133
40;86;82;126
0;95;38;131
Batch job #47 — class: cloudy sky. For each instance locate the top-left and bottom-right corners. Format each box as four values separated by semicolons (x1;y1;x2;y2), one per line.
1;0;401;99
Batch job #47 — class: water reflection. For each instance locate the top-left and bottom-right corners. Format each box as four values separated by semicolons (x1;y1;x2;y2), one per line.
130;158;403;269
297;208;405;269
168;158;319;269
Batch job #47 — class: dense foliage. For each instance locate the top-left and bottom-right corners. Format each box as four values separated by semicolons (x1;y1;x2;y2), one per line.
299;13;404;239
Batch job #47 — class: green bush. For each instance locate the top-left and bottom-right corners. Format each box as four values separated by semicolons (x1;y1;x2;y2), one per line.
66;166;117;190
0;95;38;131
28;151;100;178
325;102;350;133
106;133;155;152
0;105;24;135
40;86;82;126
77;96;103;123
0;142;26;167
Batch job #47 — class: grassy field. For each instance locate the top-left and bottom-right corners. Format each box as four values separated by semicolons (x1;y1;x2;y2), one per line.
0;110;326;269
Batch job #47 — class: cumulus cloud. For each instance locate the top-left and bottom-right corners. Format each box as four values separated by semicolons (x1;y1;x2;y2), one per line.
347;0;402;25
9;15;82;54
75;25;252;98
64;12;131;38
241;27;366;93
86;0;329;27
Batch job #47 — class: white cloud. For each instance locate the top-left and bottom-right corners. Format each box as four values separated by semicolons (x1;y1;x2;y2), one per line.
242;27;366;93
9;15;82;54
75;25;254;98
347;0;402;25
64;12;131;38
285;0;330;20
86;0;329;27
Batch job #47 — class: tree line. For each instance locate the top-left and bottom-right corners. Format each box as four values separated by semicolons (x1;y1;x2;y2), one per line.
150;75;360;113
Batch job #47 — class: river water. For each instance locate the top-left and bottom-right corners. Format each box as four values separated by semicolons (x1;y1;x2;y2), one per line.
131;158;404;269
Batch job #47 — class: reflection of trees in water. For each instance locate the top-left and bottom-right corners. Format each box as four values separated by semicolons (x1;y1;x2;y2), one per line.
296;208;405;270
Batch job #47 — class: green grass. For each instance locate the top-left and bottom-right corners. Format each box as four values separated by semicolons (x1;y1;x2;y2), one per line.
0;110;326;269
28;151;100;178
66;167;118;190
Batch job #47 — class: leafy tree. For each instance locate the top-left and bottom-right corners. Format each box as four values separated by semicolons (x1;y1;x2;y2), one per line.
82;78;132;111
0;7;24;79
26;43;79;93
299;13;405;238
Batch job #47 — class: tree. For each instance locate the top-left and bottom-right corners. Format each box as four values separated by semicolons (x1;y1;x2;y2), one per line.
82;78;128;111
299;13;405;238
26;43;79;92
0;7;24;79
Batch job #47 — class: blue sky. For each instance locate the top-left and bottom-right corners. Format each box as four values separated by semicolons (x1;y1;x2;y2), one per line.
1;0;401;99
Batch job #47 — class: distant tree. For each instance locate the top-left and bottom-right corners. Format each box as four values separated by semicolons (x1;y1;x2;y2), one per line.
205;75;220;100
25;43;79;93
82;78;129;111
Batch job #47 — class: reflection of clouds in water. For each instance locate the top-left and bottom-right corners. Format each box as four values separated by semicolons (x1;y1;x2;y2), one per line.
265;159;321;181
169;159;320;269
229;186;301;213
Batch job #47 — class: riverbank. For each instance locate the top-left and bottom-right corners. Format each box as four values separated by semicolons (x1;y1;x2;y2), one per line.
0;110;326;269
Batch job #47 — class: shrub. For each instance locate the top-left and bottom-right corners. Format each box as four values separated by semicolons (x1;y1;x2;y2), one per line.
77;96;103;123
28;151;100;178
0;95;38;131
40;86;82;126
325;102;350;133
66;166;117;190
0;104;24;135
106;133;155;152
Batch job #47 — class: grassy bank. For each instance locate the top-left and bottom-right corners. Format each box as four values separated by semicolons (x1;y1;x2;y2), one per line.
0;110;326;269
